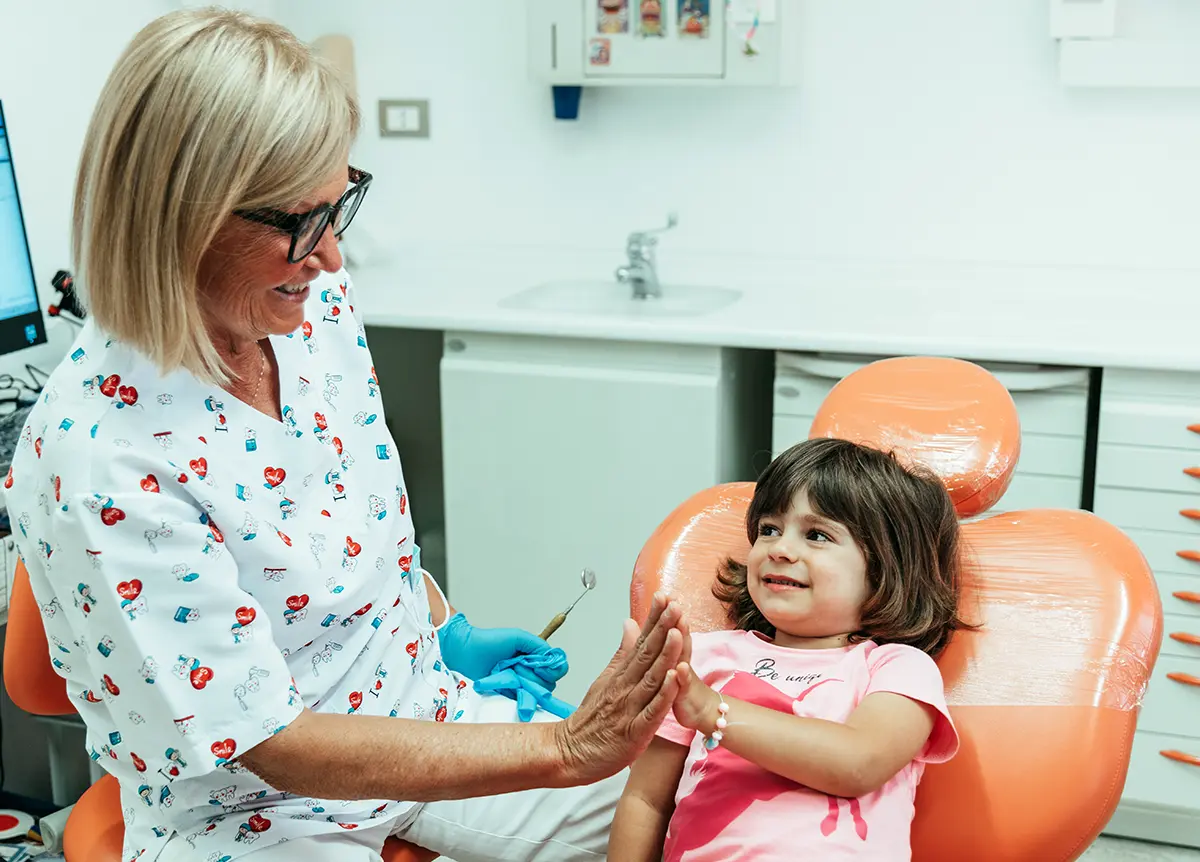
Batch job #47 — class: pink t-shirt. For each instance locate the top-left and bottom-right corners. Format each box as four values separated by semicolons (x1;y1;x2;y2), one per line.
656;630;959;862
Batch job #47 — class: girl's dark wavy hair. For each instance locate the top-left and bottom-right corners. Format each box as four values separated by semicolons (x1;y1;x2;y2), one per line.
714;437;972;657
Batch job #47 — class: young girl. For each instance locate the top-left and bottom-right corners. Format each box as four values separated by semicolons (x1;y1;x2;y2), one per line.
609;437;971;861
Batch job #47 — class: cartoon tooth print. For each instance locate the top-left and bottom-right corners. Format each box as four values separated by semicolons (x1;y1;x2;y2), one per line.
210;737;237;769
144;520;176;553
312;411;331;444
158;747;188;783
353;411;377;426
297;375;311;396
82;493;126;527
311;641;342;676
117;580;148;620
231;605;256;643
238;513;259;541
233;666;270;711
234;812;271;844
128;710;145;725
368;662;387;698
279;496;297;520
281;405;302;438
173;563;199;583
301;321;318;354
139;657;158;684
332;436;354;470
173;715;196;736
283;594;309;625
342;535;361;571
76;582;99;615
367;365;379;398
325;470;346;503
244;426;258;452
97;635;115;657
263;566;286;582
366;494;387;521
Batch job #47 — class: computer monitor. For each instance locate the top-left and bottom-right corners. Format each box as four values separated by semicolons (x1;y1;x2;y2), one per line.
0;100;48;357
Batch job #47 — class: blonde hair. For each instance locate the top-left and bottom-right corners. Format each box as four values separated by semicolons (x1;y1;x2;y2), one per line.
73;6;360;383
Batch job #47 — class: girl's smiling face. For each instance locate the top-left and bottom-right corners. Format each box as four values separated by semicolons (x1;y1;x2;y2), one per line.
746;490;870;649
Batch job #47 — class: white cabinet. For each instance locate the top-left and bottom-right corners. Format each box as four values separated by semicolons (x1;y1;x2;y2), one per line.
440;332;767;705
771;352;1091;514
1094;368;1200;849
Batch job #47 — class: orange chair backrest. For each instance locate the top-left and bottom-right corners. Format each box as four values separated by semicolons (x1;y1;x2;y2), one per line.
631;357;1163;862
5;557;75;715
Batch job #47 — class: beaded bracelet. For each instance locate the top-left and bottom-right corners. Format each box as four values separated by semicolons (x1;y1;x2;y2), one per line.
702;697;730;752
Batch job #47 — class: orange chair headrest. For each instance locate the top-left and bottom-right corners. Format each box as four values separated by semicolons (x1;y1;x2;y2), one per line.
809;357;1020;518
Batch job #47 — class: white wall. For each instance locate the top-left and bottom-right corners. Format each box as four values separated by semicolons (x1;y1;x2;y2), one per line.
272;0;1200;284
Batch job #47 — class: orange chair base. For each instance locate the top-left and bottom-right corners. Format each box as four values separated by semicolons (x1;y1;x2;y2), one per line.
63;774;123;862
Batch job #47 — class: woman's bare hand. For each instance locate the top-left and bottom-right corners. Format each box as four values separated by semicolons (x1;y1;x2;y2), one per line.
552;592;686;785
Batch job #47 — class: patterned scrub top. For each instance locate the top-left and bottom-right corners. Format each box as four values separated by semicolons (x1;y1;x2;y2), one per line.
4;268;472;861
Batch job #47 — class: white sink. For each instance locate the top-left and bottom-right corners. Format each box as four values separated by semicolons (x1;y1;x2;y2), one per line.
499;280;741;319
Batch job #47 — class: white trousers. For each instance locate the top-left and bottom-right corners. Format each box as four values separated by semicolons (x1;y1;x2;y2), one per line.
166;696;628;862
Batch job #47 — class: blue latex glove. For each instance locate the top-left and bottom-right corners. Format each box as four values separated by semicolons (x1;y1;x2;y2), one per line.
438;612;569;693
474;663;576;722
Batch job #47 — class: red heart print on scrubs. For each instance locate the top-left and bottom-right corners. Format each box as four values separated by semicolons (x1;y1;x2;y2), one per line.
102;674;120;696
349;691;363;711
235;606;256;626
3;468;12;490
140;475;159;493
314;412;328;431
190;666;214;690
332;437;343;455
286;594;309;611
100;507;126;527
131;752;147;772
329;306;340;317
399;555;412;572
211;738;236;760
264;467;286;487
208;521;224;543
53;475;61;501
99;374;120;398
345;536;362;557
302;321;312;338
277;531;292;547
189;457;208;479
118;385;138;406
248;813;271;833
34;438;42;458
117;580;142;601
400;493;407;515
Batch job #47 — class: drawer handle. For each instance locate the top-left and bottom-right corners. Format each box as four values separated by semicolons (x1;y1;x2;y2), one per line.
1191;424;1200;435
1175;590;1200;604
1179;550;1200;564
1167;672;1200;687
1162;750;1200;767
1188;468;1200;479
1182;509;1200;521
1170;632;1200;647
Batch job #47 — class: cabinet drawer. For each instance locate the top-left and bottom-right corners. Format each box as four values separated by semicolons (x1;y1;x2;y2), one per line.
1160;572;1200;619
772;414;814;454
1122;728;1200;811
1019;433;1085;479
991;472;1081;511
1138;654;1200;738
1122;528;1200;578
1105;368;1200;401
1094;488;1200;535
773;376;837;418
1162;612;1200;660
1097;443;1200;495
1099;399;1200;450
1010;388;1089;436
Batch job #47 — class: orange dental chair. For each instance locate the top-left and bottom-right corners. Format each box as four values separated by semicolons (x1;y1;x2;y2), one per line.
4;356;1162;861
633;356;1164;861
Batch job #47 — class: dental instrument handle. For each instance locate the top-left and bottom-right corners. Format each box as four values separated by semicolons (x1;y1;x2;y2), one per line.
539;612;567;642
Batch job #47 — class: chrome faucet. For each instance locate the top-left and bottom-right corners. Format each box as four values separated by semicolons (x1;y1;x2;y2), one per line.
615;212;678;300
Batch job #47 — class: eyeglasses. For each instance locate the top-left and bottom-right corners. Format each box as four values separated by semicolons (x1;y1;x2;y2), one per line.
235;166;373;264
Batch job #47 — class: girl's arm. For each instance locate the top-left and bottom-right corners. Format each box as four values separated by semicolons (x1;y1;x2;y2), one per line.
674;664;937;799
608;737;689;862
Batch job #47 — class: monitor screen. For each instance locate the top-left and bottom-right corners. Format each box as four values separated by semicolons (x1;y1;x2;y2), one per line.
0;101;48;357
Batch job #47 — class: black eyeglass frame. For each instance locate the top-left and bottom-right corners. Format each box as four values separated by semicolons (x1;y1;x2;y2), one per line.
235;166;372;263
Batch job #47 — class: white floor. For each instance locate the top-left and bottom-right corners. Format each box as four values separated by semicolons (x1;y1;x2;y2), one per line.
1084;836;1200;860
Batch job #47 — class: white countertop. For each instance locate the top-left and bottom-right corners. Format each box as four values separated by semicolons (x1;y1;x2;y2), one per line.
349;248;1200;372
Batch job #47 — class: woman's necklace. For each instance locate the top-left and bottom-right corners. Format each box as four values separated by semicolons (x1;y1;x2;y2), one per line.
245;341;269;405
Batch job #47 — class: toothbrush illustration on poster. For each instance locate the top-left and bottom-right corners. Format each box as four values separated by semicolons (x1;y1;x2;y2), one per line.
678;0;710;37
597;0;629;34
637;0;664;37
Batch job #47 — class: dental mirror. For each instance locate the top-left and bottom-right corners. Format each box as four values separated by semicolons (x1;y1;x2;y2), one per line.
539;568;597;641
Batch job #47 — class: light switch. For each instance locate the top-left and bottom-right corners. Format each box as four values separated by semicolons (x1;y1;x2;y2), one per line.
378;99;430;138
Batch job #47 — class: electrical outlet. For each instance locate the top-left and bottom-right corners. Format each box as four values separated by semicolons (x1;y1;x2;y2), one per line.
378;99;429;138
